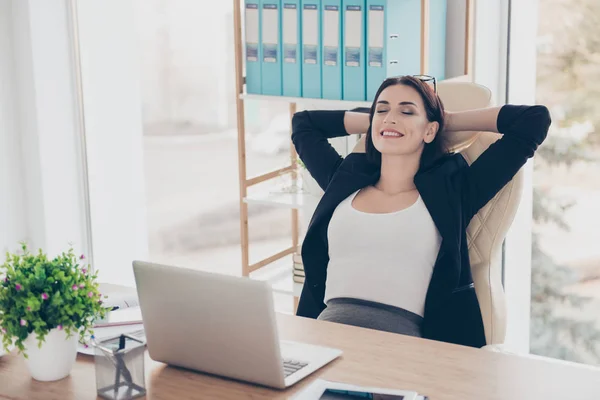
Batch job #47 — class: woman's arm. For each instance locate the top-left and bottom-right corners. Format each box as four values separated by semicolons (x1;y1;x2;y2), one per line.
292;110;368;191
445;107;502;133
455;105;551;219
344;111;370;135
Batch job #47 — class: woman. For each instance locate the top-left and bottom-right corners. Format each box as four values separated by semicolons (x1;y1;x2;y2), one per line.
292;76;551;348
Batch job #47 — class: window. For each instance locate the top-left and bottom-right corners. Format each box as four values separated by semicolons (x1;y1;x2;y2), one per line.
530;0;600;365
133;0;296;312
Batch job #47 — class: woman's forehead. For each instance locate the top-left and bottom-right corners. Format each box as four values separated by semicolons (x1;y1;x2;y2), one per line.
378;84;423;106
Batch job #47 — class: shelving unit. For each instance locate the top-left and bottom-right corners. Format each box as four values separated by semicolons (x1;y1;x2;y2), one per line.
232;0;474;299
241;93;371;109
244;186;315;210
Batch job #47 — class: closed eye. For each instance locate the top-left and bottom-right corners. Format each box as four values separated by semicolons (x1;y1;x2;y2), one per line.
376;109;389;114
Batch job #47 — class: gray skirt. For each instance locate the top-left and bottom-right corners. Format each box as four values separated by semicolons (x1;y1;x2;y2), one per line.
317;298;423;338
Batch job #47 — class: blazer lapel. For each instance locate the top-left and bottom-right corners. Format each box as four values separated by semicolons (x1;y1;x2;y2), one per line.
415;170;461;304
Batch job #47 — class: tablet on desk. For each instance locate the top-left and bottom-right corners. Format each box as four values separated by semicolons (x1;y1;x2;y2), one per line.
294;379;425;400
321;389;408;399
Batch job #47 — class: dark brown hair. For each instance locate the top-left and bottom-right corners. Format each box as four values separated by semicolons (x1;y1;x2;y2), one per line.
365;76;448;169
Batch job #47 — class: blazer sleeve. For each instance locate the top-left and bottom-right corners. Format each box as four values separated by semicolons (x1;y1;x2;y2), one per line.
459;105;552;220
291;110;350;191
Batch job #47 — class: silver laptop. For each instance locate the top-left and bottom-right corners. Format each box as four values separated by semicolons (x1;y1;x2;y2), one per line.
132;261;342;389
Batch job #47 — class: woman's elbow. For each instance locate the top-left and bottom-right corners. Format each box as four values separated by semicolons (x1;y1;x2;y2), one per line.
532;105;552;145
291;111;309;144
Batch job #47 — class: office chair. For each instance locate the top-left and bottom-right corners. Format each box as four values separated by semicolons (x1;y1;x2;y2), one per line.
352;80;523;346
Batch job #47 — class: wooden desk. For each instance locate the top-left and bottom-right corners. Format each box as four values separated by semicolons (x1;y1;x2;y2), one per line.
0;314;598;399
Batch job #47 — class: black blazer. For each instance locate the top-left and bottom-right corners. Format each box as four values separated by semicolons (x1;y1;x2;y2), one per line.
292;105;551;348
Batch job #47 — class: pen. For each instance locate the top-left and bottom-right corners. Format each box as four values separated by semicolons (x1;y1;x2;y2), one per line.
115;336;134;386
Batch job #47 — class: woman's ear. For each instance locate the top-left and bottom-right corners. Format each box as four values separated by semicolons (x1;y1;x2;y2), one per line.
424;121;439;144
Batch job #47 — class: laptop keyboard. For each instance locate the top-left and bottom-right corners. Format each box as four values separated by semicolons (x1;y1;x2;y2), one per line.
283;358;308;378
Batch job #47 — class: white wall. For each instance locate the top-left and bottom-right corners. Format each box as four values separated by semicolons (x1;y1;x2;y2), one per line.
1;0;149;286
1;0;87;258
0;0;27;255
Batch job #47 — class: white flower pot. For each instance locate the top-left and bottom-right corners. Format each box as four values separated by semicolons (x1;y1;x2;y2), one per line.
23;328;78;381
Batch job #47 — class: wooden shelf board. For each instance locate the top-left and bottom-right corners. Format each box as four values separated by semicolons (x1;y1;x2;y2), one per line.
241;93;371;109
243;188;319;210
240;75;471;109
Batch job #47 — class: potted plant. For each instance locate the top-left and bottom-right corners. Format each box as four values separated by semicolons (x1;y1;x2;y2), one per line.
0;244;107;381
297;158;324;198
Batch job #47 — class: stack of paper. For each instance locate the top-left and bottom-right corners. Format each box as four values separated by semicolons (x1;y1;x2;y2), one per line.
98;283;139;311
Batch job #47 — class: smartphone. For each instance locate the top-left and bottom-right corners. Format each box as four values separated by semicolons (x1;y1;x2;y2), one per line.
320;389;406;400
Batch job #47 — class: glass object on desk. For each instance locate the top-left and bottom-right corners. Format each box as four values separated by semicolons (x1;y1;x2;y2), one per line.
94;334;147;400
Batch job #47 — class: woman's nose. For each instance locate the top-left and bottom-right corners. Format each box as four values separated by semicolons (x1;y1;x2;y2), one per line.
384;116;396;125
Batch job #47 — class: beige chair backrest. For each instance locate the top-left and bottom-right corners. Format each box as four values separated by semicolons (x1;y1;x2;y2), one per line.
353;81;523;345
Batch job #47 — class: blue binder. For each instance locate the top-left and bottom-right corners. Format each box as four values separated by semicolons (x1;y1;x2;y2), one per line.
245;0;262;94
428;0;447;81
365;0;446;101
301;0;321;98
282;1;302;97
260;0;283;95
321;0;343;100
342;0;366;101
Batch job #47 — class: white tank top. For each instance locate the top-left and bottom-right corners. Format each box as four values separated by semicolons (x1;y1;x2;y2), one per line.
324;190;442;317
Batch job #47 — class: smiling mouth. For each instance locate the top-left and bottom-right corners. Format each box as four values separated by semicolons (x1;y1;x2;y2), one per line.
380;130;405;138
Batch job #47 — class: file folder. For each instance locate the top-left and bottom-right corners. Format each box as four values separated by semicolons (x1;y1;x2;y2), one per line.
428;0;447;81
365;0;447;101
366;0;419;101
301;0;321;98
245;0;262;94
321;0;343;100
342;0;366;101
282;1;302;97
260;0;283;95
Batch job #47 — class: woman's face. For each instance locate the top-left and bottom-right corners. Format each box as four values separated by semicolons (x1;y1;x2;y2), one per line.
370;84;439;157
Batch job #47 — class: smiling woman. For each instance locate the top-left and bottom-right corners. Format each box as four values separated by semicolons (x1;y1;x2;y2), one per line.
366;76;447;170
291;75;550;348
